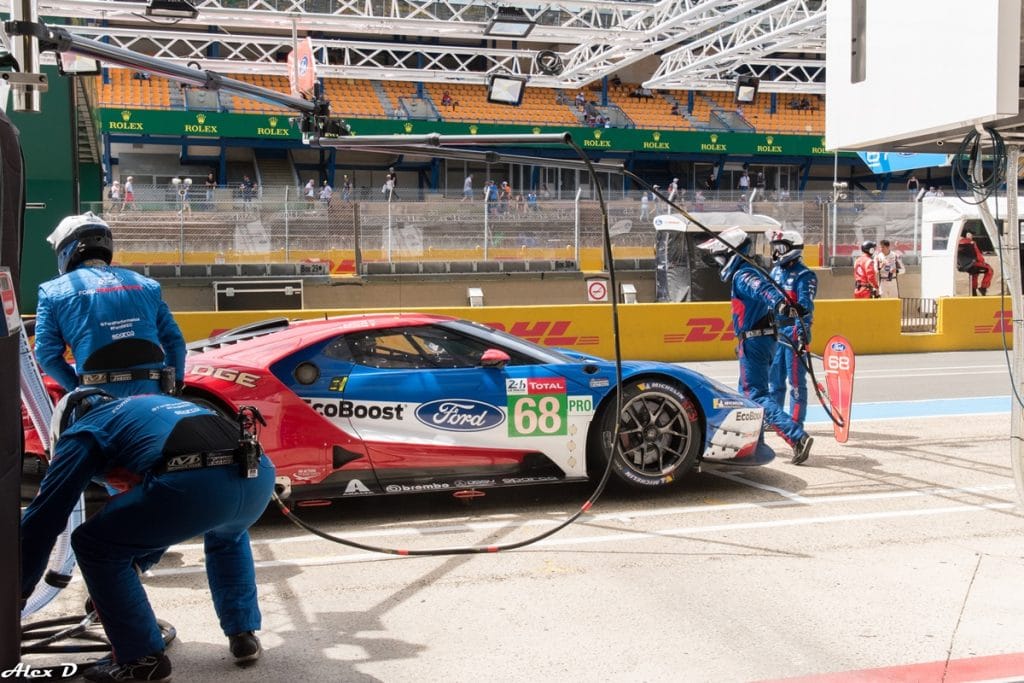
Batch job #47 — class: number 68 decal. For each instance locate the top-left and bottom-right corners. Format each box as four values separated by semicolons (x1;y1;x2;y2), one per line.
827;355;851;371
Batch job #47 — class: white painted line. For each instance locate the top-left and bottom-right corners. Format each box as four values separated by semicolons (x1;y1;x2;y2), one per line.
150;501;1017;577
705;469;811;504
222;483;1014;550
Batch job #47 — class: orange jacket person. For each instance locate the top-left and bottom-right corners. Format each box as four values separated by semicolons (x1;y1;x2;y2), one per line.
853;241;880;299
956;231;994;296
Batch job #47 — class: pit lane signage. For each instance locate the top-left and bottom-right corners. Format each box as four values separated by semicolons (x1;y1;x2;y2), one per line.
99;109;301;139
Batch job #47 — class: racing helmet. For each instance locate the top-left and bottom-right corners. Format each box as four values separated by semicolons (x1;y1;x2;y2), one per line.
697;227;751;281
46;212;114;275
770;230;805;266
860;240;877;255
48;388;116;454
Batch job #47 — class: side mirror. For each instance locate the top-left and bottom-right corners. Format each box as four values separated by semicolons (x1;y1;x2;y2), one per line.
480;348;510;369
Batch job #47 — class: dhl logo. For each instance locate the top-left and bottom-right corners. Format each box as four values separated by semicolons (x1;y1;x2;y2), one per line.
975;310;1013;334
663;317;736;343
486;321;599;346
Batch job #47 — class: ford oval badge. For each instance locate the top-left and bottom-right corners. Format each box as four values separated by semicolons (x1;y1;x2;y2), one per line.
415;399;505;432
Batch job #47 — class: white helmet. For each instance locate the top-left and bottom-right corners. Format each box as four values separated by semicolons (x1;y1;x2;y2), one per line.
770;229;805;266
49;388;116;454
697;227;751;281
46;211;114;275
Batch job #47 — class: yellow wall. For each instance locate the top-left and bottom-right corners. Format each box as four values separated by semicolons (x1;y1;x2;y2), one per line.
173;296;1014;362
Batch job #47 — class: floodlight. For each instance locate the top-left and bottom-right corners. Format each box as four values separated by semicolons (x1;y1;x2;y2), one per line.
484;7;535;38
146;0;198;20
487;73;526;106
734;75;760;104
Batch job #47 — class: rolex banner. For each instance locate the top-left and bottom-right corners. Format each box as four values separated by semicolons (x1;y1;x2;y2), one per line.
97;108;843;156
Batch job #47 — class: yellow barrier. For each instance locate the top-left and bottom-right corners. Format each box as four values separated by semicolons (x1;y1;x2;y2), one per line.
173;295;1014;362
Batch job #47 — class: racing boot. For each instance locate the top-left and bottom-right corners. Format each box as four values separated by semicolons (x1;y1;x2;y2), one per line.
229;631;262;666
83;652;171;682
791;434;812;465
979;287;987;296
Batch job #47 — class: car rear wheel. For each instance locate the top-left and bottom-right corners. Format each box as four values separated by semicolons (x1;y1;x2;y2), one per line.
593;378;701;488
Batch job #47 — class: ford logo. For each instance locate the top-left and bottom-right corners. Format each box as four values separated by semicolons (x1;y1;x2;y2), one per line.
415;399;505;432
831;342;847;351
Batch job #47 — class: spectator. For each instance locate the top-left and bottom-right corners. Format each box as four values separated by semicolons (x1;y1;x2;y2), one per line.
575;91;585;108
704;173;715;191
462;174;473;202
484;179;498;215
109;180;122;210
341;174;352;202
240;175;255;209
123;176;135;211
441;90;452;107
667;177;679;206
541;184;552;200
738;170;750;193
304;178;316;206
956;231;994;296
694;190;705;212
874;239;905;298
381;174;395;201
906;174;920;200
639;191;650;221
924;186;938;198
515;193;526;214
526;190;538;212
499;180;512;214
175;178;192;217
319;180;333;205
755;170;766;191
205;172;216;206
385;167;399;200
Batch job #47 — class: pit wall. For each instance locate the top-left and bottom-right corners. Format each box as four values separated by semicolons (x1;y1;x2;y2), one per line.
173;296;1012;362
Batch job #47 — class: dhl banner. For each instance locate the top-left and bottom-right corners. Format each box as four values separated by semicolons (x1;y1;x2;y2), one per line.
172;296;1015;363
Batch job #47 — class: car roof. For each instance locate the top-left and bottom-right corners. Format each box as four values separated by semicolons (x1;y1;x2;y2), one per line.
189;312;458;362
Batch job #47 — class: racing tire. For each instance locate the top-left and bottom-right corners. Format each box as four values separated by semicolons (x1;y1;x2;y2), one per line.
592;378;701;489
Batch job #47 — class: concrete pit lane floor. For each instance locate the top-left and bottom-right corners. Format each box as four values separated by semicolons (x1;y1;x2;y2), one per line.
18;350;1024;682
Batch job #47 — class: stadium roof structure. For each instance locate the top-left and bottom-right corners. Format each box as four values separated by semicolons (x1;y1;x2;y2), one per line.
15;0;826;93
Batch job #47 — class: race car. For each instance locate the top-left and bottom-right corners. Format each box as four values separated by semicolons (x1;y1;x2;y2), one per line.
179;313;774;501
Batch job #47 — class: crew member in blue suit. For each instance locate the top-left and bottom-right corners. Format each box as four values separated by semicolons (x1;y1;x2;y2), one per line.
34;212;186;397
768;230;817;430
21;390;276;682
698;228;813;465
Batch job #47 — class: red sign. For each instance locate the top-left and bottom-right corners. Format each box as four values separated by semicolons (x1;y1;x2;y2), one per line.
587;280;607;302
528;378;566;394
822;335;855;444
486;320;599;346
287;37;317;98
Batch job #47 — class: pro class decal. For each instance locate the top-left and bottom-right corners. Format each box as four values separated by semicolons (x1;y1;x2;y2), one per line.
414;399;505;432
505;377;591;438
303;398;406;420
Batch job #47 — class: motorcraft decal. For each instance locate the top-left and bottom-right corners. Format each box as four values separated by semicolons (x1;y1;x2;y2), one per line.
414;399;505;432
304;398;406;420
328;376;348;392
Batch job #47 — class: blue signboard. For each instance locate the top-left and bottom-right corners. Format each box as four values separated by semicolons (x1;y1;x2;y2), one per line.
857;151;949;174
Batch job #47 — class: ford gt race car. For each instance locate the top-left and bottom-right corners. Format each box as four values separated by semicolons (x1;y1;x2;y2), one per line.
176;313;774;501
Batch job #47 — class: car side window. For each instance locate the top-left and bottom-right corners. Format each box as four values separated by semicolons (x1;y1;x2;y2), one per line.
322;325;530;369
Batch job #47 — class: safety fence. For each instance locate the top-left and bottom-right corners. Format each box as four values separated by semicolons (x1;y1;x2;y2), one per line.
900;297;938;333
87;191;824;273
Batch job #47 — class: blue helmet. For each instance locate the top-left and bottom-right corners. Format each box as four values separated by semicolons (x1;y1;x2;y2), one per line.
46;212;114;275
770;229;805;267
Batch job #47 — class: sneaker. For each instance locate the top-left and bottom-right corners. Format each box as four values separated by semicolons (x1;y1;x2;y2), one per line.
84;652;171;682
791;434;812;465
228;631;262;666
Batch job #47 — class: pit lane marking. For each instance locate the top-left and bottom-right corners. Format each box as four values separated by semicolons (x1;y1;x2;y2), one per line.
150;500;1016;577
705;470;811;504
173;483;1014;552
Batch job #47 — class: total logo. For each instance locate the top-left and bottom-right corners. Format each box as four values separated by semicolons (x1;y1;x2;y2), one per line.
304;398;405;420
415;399;504;432
663;317;736;344
486;320;599;346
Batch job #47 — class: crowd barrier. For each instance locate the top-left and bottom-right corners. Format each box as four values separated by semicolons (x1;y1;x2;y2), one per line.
172;296;1014;363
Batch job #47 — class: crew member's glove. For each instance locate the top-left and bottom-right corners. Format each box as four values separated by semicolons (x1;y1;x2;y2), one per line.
776;300;807;319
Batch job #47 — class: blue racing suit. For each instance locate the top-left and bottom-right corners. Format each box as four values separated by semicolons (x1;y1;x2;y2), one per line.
21;395;275;663
34;266;186;397
769;260;817;428
730;260;809;447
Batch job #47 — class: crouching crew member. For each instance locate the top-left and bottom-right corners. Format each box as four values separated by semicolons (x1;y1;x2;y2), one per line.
21;391;276;682
768;230;817;429
34;212;186;397
698;228;813;465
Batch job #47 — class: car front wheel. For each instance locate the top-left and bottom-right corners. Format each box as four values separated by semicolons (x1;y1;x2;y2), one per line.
592;378;702;489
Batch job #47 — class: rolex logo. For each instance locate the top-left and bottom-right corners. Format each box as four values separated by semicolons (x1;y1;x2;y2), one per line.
652;132;661;142
268;116;278;127
765;135;774;145
469;125;478;134
710;134;718;143
821;137;827;146
403;122;414;133
593;129;602;139
532;127;541;134
121;110;132;121
196;113;206;124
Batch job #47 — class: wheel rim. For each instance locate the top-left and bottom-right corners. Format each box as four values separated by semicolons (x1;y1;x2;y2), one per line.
616;390;694;476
